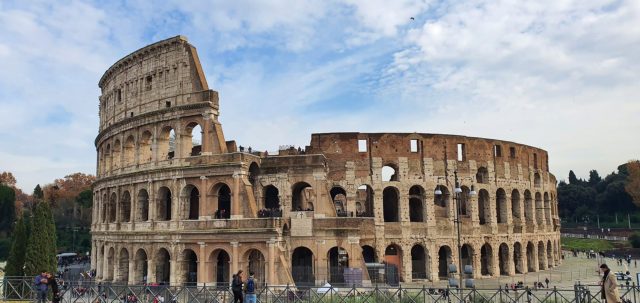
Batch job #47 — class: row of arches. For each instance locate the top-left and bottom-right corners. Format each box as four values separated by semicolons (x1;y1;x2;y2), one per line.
98;122;203;175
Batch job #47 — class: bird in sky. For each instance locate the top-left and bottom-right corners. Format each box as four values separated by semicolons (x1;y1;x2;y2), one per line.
410;17;415;20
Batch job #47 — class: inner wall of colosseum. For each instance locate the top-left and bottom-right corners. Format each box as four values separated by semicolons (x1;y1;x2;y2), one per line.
91;36;561;287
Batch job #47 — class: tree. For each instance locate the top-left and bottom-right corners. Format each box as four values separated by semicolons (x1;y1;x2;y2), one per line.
4;216;28;276
33;185;44;201
626;160;640;208
24;202;57;276
569;170;579;185
588;170;602;186
0;184;16;236
0;171;17;187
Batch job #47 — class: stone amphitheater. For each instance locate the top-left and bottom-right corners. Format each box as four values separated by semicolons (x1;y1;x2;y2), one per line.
91;36;561;287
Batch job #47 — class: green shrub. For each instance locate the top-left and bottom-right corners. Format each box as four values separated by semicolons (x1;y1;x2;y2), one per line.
629;232;640;248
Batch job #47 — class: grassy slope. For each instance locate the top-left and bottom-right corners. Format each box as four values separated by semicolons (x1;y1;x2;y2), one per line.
561;237;629;251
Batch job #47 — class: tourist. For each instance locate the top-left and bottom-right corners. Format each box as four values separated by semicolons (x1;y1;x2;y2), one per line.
47;272;61;303
232;270;244;303
545;277;549;288
245;272;256;303
34;270;49;303
600;264;622;303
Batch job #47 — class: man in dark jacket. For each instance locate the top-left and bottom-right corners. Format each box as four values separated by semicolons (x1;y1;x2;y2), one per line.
47;272;61;303
34;270;49;303
232;270;244;303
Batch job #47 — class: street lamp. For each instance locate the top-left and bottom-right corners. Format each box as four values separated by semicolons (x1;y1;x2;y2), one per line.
436;171;476;289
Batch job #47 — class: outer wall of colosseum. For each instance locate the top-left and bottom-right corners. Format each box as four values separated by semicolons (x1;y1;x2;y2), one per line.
91;36;561;287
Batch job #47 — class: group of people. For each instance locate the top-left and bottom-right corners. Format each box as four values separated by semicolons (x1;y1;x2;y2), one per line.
34;270;61;303
231;270;256;303
214;209;230;219
257;208;282;218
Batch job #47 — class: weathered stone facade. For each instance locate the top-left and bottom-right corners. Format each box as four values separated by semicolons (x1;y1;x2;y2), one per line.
91;36;561;287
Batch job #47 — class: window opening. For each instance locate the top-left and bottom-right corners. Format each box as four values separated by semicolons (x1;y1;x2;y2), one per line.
358;139;367;152
410;139;418;153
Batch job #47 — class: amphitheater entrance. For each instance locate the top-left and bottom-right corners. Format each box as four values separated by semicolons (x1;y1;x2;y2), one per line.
384;245;402;285
292;247;314;287
480;244;493;276
362;245;377;263
461;244;473;270
513;242;523;274
411;245;428;280
438;246;452;280
328;247;349;285
526;242;535;272
155;248;171;284
210;249;230;287
498;243;509;276
182;249;198;286
246;249;266;285
134;249;148;284
117;248;130;283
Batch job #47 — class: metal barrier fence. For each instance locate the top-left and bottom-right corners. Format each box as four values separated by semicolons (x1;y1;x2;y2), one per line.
3;278;640;303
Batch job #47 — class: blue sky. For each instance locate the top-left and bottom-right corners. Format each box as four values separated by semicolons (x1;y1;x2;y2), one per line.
0;0;639;191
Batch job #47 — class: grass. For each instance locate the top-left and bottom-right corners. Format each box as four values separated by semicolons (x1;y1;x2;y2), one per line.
561;237;620;251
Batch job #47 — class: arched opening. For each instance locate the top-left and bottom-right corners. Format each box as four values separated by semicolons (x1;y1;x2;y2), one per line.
157;187;172;221
544;192;551;225
538;241;545;270
101;193;107;223
109;193;117;223
526;242;535;272
434;186;450;218
185;123;202;156
183;249;198;286
384;245;402;285
511;189;521;221
139;131;153;164
134;249;148;284
547;240;553;268
411;245;427;280
461;244;473;270
496;188;507;224
476;167;489;184
356;185;374;217
248;162;260;185
409;186;424;222
383;187;399;222
210;250;230;287
291;247;314;287
328;247;349;285
534;173;541;188
382;164;398;181
112;140;122;170
362;245;377;263
330;187;348;217
535;192;543;225
246;249;266;286
459;186;471;216
158;127;175;160
185;185;199;220
137;189;149;221
106;247;115;281
513;242;523;274
480;243;493;276
524;190;533;223
118;248;130;283
120;191;131;222
498;243;509;276
262;185;281;217
292;182;314;211
478;189;490;225
155;248;171;284
124;135;135;167
215;184;231;219
438;246;452;280
104;144;112;173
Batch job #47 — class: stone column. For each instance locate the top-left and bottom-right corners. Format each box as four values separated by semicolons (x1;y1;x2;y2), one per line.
198;242;207;284
128;251;136;285
147;257;156;283
96;242;103;279
231;241;239;277
201;115;212;155
491;245;500;277
402;243;412;283
102;245;110;281
232;172;242;218
472;247;482;279
531;244;539;272
267;240;276;285
507;245;515;276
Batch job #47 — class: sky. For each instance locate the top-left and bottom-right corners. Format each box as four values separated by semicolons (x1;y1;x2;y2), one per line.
0;0;639;192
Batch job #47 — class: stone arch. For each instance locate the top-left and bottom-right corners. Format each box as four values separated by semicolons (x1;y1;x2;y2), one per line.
513;242;524;274
292;182;314;211
328;246;349;284
476;167;489;184
437;245;452;280
155;248;171;284
409;185;425;222
136;189;149;221
535;192;543;225
209;249;230;287
383;187;400;222
134;248;148;284
112;139;122;169
106;247;115;281
181;184;200;220
182;249;198;285
496;188;507;224
547;240;553;267
434;185;450;218
411;244;428;280
461;244;474;270
478;189;490;225
544;192;551;225
210;183;231;219
526;242;535;272
330;186;347;216
248;162;260;185
139;130;153;164
109;192;117;223
245;249;266;285
524;190;533;223
120;191;132;222
117;247;130;283
382;163;398;181
184;122;202;156
481;243;494;276
123;135;135;167
263;185;281;210
459;186;471;216
157;186;172;221
511;189;521;220
538;241;545;270
291;246;314;287
362;245;377;263
384;244;403;284
534;173;541;188
498;243;509;276
158;126;175;160
356;184;374;217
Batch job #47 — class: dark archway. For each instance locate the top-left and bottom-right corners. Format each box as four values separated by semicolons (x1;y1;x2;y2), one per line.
498;243;509;276
210;250;230;287
478;189;490;225
134;249;148;284
292;182;313;211
411;245;427;280
157;187;172;221
538;241;545;270
217;184;231;219
330;187;347;216
461;244;473;270
409;186;424;222
511;189;521;221
384;245;402;285
183;249;198;286
328;247;349;285
120;191;131;222
481;243;493;276
524;190;533;223
248;162;260;185
292;247;314;287
246;249;266;285
383;187;399;222
526;242;535;272
137;189;149;221
362;245;376;263
547;240;553;268
155;248;171;284
476;167;489;184
438;246;452;280
186;186;199;220
513;242;523;274
434;186;450;218
356;185;374;217
264;185;280;210
496;189;507;224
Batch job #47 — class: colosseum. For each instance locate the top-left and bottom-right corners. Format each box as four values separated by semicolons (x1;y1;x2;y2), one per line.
91;36;561;287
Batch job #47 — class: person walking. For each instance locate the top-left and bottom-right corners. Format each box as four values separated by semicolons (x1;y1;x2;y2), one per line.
545;277;549;288
245;272;256;303
34;270;49;303
232;270;244;303
47;272;62;303
600;264;622;303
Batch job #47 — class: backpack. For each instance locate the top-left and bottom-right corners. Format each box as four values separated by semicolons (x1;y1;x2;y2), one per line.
246;277;255;293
